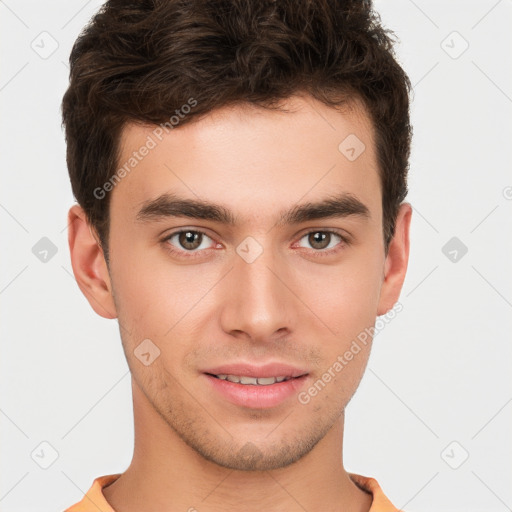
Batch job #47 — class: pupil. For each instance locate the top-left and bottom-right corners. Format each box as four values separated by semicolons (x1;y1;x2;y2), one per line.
181;231;200;249
310;232;329;249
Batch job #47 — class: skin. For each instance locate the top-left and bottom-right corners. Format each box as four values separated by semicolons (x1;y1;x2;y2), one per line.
68;93;411;512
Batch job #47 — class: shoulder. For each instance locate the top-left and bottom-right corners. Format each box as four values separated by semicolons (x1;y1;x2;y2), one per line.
63;474;121;512
348;472;404;512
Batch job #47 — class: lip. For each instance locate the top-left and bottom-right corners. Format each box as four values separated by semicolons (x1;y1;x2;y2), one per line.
201;362;310;409
202;362;309;379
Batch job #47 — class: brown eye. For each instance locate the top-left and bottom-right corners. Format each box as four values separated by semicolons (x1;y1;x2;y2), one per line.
300;231;343;251
164;230;214;254
178;231;202;250
308;232;330;250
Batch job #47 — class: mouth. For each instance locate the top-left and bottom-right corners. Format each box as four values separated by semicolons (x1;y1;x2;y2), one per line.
205;373;298;385
202;365;310;409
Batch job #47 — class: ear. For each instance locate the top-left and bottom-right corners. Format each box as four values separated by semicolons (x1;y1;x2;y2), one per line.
377;202;412;316
67;204;117;319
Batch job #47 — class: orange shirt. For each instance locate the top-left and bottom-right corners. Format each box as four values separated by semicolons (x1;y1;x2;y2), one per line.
64;472;402;511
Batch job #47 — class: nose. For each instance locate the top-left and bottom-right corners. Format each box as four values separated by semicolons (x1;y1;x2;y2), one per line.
218;240;299;344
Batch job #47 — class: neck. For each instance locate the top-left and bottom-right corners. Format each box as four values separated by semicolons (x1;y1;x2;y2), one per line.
103;378;373;512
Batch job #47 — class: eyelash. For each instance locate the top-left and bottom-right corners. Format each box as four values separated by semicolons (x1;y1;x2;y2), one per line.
160;229;350;259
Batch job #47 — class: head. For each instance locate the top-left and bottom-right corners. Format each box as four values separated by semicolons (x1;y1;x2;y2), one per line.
64;0;412;471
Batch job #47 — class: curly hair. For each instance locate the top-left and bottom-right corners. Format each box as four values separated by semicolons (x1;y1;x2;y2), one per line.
62;0;412;263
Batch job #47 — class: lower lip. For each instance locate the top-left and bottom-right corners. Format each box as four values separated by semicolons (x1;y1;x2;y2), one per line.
203;374;309;409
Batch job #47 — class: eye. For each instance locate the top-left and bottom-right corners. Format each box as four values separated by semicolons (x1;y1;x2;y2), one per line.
163;229;216;255
161;228;349;260
297;230;347;253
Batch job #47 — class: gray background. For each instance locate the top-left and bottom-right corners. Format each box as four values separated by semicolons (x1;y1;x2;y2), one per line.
1;1;511;511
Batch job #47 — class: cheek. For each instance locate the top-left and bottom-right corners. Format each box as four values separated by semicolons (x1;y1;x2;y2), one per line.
109;238;184;324
297;252;383;339
108;247;218;369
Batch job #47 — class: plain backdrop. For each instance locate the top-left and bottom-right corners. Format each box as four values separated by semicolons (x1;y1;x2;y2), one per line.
1;1;511;511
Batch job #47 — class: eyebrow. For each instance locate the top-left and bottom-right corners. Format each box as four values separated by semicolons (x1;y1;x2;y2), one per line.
135;192;370;226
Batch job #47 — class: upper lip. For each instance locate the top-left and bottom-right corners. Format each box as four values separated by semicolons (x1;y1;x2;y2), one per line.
202;362;309;379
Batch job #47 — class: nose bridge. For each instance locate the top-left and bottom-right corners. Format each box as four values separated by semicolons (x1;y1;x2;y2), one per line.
220;235;295;340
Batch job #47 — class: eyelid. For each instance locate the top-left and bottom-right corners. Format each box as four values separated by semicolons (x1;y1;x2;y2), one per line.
295;227;351;243
293;228;350;254
161;227;219;250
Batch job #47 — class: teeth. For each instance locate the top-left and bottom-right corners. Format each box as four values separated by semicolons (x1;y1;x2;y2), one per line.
214;374;289;385
256;376;279;385
240;376;258;385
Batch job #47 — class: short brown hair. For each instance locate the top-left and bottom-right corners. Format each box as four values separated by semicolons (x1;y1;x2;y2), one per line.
62;0;412;264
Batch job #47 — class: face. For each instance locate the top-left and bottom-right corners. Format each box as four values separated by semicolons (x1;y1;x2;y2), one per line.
69;94;411;471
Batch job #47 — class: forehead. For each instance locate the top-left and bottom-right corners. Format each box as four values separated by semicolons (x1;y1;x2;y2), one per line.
111;94;381;226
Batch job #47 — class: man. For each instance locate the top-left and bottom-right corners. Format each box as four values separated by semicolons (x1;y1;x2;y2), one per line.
63;0;412;510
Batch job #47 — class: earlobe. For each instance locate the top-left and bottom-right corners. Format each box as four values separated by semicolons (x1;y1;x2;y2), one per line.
67;204;117;319
377;202;412;316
